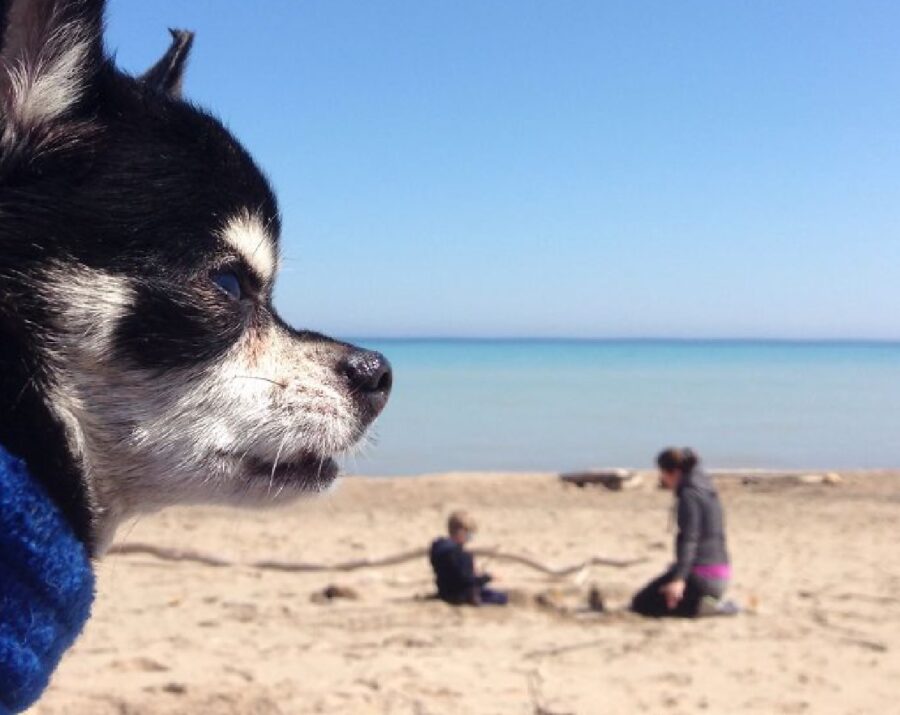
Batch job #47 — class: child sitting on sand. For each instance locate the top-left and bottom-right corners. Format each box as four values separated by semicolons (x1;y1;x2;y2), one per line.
430;511;508;606
631;447;738;618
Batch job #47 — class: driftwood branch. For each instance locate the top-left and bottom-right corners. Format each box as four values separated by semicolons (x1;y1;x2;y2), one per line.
107;542;645;578
107;543;233;567
471;548;645;576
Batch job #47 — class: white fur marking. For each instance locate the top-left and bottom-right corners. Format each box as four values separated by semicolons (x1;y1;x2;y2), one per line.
44;267;134;357
41;267;136;548
219;211;277;281
5;23;92;128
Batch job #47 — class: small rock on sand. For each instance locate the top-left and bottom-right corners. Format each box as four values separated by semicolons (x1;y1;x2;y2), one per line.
310;584;360;603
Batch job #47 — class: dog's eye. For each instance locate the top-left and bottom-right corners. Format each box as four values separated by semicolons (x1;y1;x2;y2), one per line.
211;270;242;300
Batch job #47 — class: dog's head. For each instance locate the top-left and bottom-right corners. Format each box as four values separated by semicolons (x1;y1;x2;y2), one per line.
0;0;391;550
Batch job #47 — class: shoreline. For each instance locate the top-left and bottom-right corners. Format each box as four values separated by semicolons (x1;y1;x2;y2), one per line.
344;466;898;479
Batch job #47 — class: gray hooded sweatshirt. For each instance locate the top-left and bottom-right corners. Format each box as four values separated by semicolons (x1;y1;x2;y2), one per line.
672;466;730;580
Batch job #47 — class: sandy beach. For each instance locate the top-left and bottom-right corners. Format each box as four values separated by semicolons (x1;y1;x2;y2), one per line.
32;470;900;715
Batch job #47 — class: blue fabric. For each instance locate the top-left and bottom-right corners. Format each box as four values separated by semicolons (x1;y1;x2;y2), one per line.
0;445;94;713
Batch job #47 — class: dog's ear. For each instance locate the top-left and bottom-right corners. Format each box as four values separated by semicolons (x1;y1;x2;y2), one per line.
140;29;194;99
0;0;105;138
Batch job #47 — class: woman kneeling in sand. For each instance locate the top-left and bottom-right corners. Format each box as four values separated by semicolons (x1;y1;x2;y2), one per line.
631;447;737;618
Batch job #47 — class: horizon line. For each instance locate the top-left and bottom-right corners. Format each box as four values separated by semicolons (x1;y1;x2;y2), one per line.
344;335;900;345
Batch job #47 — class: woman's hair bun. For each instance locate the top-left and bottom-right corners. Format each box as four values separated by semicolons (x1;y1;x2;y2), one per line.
656;446;700;473
680;448;698;472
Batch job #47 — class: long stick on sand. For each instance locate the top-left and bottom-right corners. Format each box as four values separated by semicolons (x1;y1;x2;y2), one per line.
107;542;646;578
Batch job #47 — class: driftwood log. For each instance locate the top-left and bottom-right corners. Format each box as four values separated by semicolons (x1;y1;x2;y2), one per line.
559;469;644;491
107;542;646;578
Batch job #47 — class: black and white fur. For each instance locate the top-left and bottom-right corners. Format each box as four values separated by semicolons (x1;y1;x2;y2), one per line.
0;0;392;554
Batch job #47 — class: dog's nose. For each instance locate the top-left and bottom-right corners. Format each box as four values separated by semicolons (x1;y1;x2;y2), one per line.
340;349;392;416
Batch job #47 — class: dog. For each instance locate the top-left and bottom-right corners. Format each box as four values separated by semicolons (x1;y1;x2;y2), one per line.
0;0;392;555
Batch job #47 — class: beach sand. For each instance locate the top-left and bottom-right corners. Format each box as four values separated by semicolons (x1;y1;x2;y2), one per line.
32;471;900;714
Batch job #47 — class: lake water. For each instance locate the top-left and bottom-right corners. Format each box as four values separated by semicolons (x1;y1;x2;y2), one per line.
347;340;900;474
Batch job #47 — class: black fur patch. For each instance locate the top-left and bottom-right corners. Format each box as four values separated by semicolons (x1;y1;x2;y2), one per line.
113;281;248;371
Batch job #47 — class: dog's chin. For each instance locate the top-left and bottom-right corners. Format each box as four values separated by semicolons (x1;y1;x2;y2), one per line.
219;452;341;501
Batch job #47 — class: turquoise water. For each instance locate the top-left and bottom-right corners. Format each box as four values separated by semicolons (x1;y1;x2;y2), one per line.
348;340;900;474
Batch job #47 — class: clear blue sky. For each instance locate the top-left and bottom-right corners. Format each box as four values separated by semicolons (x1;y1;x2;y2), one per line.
106;1;900;340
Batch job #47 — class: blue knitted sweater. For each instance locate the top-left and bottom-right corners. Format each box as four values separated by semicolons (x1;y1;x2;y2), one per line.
0;445;94;713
